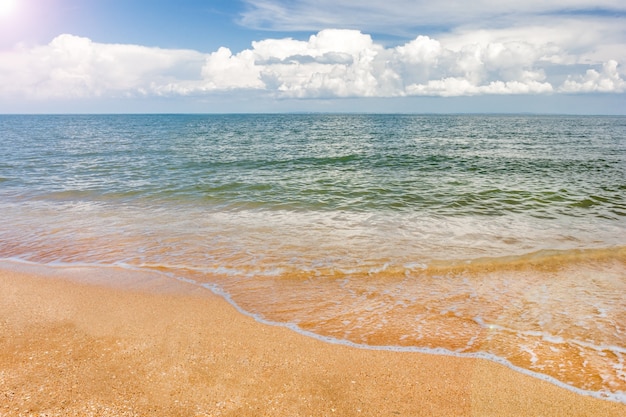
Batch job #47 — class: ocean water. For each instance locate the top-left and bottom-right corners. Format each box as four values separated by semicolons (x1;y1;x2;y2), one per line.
1;114;625;402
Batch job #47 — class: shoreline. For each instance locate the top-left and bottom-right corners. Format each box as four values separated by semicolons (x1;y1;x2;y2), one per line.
1;263;625;416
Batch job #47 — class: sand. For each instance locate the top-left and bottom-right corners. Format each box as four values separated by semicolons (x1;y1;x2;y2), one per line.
1;264;624;417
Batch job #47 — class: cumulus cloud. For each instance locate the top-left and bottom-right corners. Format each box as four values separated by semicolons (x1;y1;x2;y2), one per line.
200;47;264;91
560;60;626;93
438;17;626;66
0;29;624;101
0;34;206;99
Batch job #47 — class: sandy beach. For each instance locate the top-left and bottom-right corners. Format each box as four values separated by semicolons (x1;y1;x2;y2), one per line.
1;265;624;417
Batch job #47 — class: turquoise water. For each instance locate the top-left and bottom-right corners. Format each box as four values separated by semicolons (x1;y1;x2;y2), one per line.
1;114;625;401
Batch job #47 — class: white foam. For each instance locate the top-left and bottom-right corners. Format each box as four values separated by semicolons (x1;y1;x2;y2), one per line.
183;276;626;405
2;257;625;405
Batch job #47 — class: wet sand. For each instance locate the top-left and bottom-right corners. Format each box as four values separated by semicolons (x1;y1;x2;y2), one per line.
1;266;624;416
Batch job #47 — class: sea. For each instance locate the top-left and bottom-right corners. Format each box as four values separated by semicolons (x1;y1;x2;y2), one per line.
1;114;624;402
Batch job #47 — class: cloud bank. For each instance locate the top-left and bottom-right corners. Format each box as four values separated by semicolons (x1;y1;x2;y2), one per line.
1;28;624;101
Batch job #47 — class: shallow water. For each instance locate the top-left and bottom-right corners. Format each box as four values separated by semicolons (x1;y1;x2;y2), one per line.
1;114;625;401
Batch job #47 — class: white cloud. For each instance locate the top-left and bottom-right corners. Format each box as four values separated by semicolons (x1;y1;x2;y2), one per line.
239;1;626;72
0;29;624;101
239;1;626;33
200;47;264;91
406;78;553;97
560;60;626;92
0;34;206;99
255;30;384;97
438;17;626;65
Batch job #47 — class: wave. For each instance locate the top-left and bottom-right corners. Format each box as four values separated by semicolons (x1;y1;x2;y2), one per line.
1;255;624;404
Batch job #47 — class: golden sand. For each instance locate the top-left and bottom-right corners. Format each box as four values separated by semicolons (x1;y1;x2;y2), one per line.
1;266;624;416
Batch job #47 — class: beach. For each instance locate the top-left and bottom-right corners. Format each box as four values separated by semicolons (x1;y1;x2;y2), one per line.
1;265;624;417
1;114;625;414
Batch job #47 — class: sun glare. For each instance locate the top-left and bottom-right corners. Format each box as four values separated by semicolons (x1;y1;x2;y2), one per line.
0;0;16;18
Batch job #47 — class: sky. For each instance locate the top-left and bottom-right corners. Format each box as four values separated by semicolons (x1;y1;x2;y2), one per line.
0;0;625;114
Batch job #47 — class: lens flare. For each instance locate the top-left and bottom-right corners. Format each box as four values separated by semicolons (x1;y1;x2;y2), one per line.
0;0;16;18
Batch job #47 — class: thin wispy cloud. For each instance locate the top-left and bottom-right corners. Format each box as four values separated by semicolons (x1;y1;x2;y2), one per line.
239;0;626;33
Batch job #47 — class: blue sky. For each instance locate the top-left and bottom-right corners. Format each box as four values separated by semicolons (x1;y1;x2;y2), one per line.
1;0;625;113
